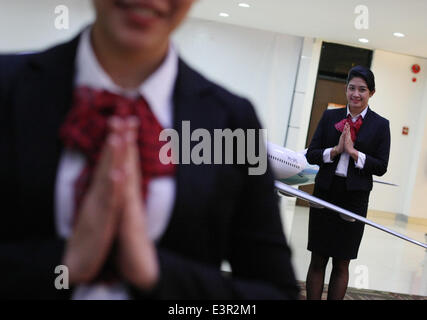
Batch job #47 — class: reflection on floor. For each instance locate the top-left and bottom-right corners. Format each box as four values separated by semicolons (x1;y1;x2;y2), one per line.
281;198;427;298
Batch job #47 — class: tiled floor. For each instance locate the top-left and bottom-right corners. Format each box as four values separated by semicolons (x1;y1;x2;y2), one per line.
297;281;427;300
280;197;427;297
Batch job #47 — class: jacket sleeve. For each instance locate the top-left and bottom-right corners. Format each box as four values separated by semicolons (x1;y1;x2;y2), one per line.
0;240;72;299
132;99;299;300
362;119;391;177
0;56;72;300
306;110;330;166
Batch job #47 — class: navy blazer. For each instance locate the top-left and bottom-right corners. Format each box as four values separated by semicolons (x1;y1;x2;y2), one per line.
306;107;391;191
0;35;298;299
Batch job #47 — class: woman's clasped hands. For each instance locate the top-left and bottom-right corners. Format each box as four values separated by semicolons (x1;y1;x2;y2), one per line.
62;116;159;291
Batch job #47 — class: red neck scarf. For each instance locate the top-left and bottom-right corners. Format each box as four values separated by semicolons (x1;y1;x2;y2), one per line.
334;114;363;142
60;86;176;215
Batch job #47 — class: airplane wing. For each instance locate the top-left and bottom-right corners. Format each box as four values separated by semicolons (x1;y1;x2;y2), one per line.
372;180;398;187
291;162;398;187
274;180;427;249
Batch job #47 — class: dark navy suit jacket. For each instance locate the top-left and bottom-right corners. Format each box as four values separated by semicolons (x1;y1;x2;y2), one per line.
0;34;298;299
306;107;391;191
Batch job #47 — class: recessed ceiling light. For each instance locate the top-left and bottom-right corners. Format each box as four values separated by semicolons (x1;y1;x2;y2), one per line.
238;3;251;8
393;32;405;38
219;12;229;17
358;38;369;43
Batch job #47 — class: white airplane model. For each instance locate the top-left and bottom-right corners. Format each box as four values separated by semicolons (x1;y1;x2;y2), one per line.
266;142;427;249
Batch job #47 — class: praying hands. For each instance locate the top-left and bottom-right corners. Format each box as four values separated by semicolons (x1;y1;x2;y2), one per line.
331;123;358;162
62;116;159;291
343;123;359;161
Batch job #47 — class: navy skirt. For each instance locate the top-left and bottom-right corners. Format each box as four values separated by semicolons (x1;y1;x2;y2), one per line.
307;175;370;260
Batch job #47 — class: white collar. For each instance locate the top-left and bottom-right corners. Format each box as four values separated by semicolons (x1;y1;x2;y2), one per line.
347;105;369;119
74;27;178;128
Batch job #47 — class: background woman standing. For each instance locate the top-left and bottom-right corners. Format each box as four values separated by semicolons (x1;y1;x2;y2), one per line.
305;65;391;300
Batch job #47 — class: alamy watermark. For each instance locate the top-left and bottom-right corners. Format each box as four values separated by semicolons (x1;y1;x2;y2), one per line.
159;121;268;176
354;5;369;30
354;264;369;289
54;5;69;30
53;4;369;32
54;265;69;290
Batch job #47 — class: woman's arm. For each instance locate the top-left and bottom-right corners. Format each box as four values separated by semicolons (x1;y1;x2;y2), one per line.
363;119;391;176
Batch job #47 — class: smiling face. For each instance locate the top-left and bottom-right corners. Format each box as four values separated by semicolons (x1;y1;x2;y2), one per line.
92;0;195;52
346;77;375;114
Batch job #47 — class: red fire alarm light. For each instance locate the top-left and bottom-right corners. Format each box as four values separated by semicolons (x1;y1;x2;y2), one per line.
402;127;409;135
412;64;421;74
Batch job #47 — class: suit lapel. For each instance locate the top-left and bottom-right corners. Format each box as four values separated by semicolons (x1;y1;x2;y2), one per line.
355;107;372;147
335;107;347;123
171;60;217;215
330;107;347;143
160;60;228;244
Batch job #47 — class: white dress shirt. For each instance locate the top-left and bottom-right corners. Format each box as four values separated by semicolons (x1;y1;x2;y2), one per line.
322;106;368;177
54;28;179;299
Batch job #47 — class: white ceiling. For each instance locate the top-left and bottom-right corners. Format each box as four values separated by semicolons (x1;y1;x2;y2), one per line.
189;0;427;59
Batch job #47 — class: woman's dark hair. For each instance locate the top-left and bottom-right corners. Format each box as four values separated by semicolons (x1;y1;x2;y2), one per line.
346;65;375;92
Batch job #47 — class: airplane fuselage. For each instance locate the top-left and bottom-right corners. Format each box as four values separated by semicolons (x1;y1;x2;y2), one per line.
267;142;318;186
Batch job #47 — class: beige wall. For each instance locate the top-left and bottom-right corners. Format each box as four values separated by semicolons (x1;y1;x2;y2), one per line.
0;0;94;52
407;83;427;220
173;18;303;146
367;50;427;217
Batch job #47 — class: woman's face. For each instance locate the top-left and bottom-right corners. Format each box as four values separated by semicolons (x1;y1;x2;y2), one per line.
346;77;375;113
92;0;195;51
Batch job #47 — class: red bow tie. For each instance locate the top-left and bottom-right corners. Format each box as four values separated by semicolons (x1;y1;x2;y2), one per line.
60;86;176;215
334;114;363;142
